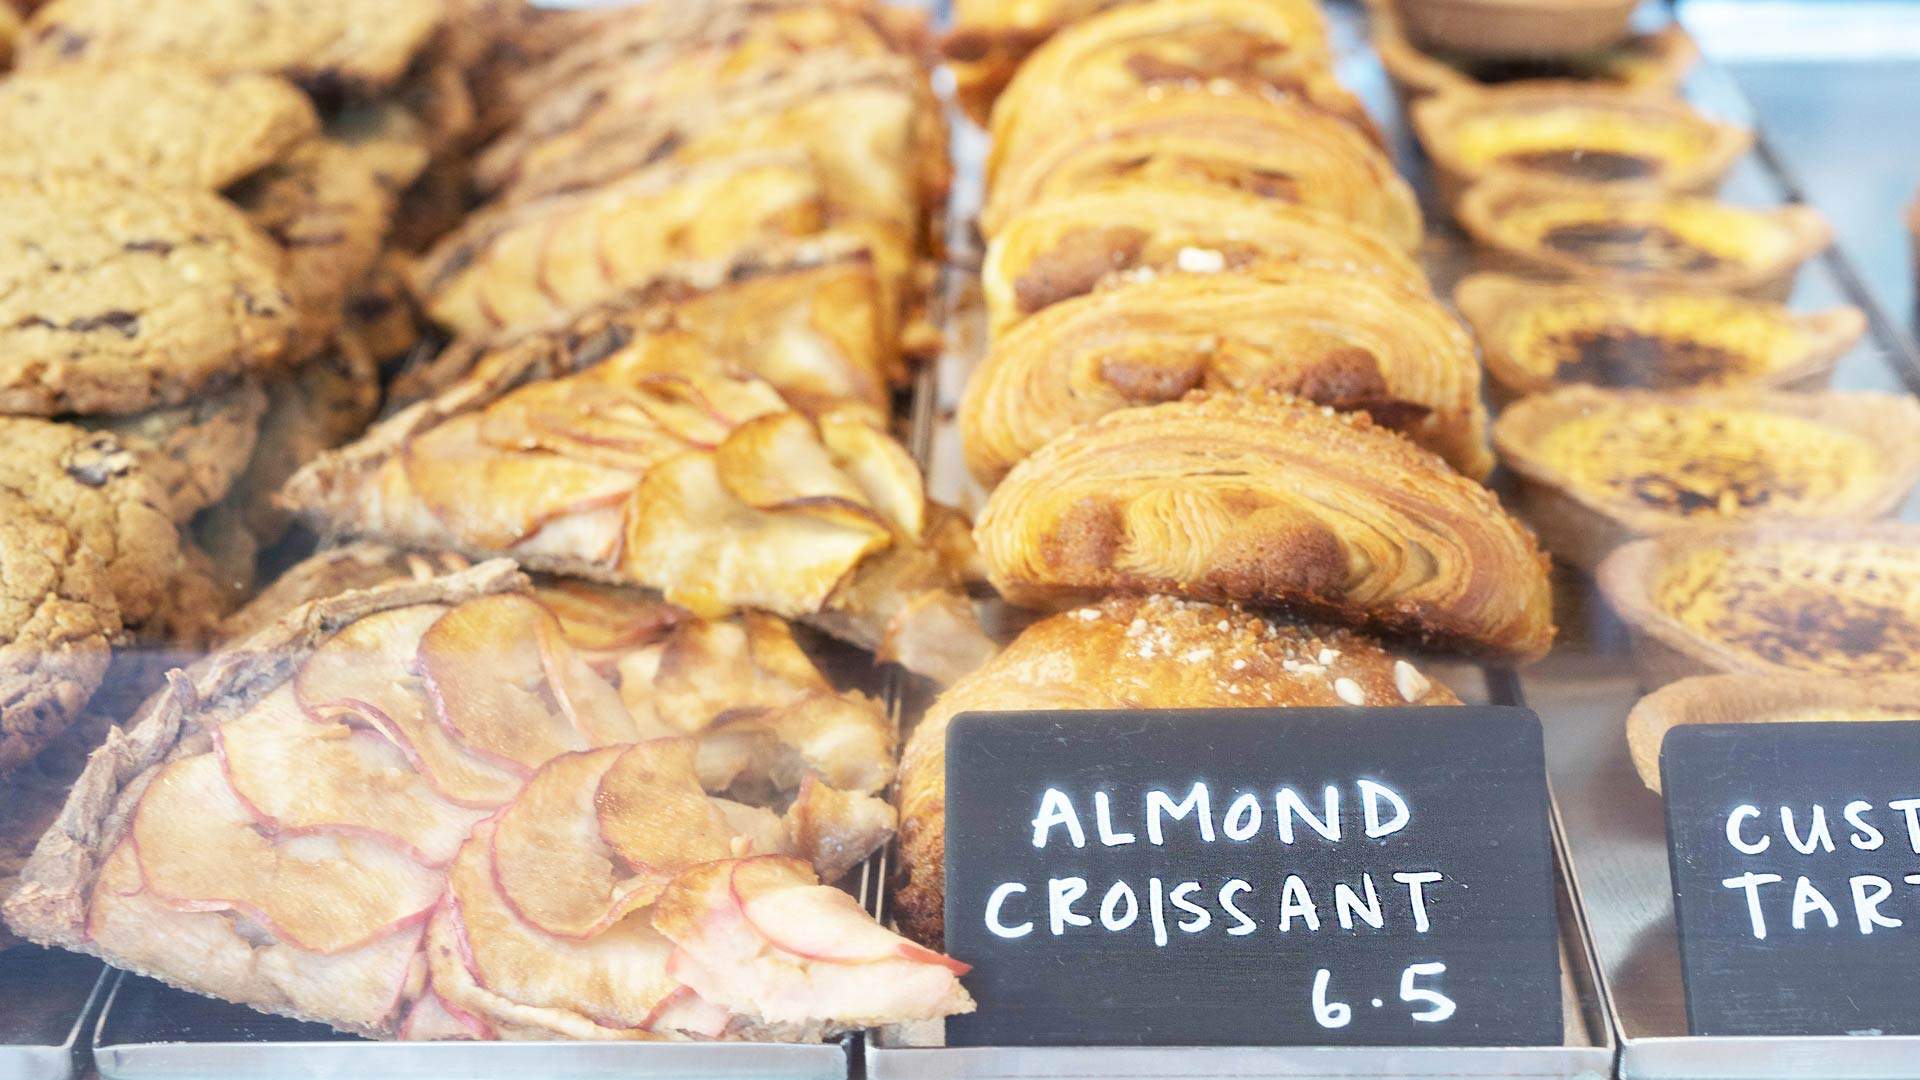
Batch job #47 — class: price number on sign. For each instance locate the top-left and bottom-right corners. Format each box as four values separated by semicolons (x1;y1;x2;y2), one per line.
1310;963;1457;1029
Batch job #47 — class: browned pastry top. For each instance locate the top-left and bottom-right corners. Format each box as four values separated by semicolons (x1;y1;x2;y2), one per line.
975;392;1556;661
893;593;1459;946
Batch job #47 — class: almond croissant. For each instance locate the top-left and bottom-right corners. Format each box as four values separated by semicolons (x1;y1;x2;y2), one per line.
982;184;1428;335
982;88;1420;249
974;392;1555;661
960;264;1491;483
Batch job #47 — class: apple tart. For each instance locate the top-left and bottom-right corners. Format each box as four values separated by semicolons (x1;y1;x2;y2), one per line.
959;264;1491;484
1454;273;1864;400
412;150;830;339
1495;388;1920;571
283;346;991;683
985;0;1368;189
1414;84;1750;206
980;88;1421;249
4;562;973;1039
1597;522;1920;686
391;237;896;420
893;593;1460;946
1457;179;1832;299
982;185;1428;336
975;392;1555;660
1627;674;1920;794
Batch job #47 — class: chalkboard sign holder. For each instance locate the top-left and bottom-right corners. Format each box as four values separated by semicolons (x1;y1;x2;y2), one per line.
924;706;1579;1057
868;789;1613;1080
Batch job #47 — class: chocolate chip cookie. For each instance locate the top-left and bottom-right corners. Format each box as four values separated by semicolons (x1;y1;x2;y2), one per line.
82;380;269;525
0;174;296;417
232;139;403;359
0;62;317;190
20;0;445;97
0;499;118;777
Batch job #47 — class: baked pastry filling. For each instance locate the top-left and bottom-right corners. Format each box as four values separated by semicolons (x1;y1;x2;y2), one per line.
1501;299;1829;388
1532;407;1878;518
1492;198;1797;273
1651;540;1920;673
1443;107;1729;184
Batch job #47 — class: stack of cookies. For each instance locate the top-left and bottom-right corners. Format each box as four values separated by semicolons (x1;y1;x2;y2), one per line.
0;0;581;941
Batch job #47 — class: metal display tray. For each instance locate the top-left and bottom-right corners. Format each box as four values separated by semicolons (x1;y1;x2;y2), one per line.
1319;1;1920;1076
0;947;109;1080
867;10;1615;1068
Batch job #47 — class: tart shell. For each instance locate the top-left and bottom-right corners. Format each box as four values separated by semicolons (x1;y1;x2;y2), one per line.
1494;387;1920;571
1393;0;1638;60
1626;674;1920;794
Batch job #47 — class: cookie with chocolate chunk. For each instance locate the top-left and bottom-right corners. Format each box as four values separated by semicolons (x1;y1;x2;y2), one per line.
0;62;316;189
0;174;295;416
20;0;444;97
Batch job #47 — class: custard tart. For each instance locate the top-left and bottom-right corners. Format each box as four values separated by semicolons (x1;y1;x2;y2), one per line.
1627;674;1920;793
4;563;974;1039
975;392;1556;660
1455;273;1864;401
961;264;1491;483
1457;178;1832;299
1371;3;1695;105
981;87;1421;249
1495;387;1920;571
1393;0;1637;59
985;0;1367;188
1414;83;1750;207
893;594;1459;946
982;185;1429;335
1597;521;1920;686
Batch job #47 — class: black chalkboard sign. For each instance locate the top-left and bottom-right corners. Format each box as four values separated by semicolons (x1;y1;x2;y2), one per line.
941;707;1562;1047
1663;721;1920;1037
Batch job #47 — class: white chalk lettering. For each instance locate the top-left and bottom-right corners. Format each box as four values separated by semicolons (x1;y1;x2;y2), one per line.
1095;791;1136;847
1394;871;1442;933
1049;876;1091;935
1789;876;1838;930
985;882;1032;939
1221;879;1256;936
1275;786;1340;844
1781;805;1836;855
1278;874;1321;931
1845;800;1885;851
1359;780;1411;839
1334;873;1384;930
1726;805;1768;854
1723;872;1783;939
1169;881;1210;933
1851;875;1902;934
1147;783;1215;845
1100;881;1139;932
1223;792;1262;841
1890;798;1920;854
1032;789;1086;849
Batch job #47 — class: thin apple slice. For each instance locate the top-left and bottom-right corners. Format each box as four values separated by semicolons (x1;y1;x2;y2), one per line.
533;579;683;654
782;778;896;883
624;451;891;618
403;413;637;549
217;684;487;866
741;613;836;694
648;619;775;733
448;823;681;1030
749;692;895;795
625;373;786;448
652;855;974;1026
818;409;925;539
712;412;884;531
88;841;425;1032
295;604;523;809
418;594;592;772
490;748;655;940
643;986;733;1040
480;380;686;474
595;739;738;878
131;755;444;954
537;615;640;746
399;983;496;1041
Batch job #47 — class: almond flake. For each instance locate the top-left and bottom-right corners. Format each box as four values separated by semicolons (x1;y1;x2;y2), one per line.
1334;678;1367;706
1394;660;1432;703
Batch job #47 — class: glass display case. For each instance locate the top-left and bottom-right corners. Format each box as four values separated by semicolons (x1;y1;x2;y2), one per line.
1;0;1918;1077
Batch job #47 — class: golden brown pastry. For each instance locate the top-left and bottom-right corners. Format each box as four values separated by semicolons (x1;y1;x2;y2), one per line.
1496;388;1920;571
392;237;897;419
1414;83;1750;207
5;563;970;1039
283;352;991;683
412;151;830;339
893;593;1460;946
960;264;1491;483
1370;2;1695;105
986;0;1365;188
1627;675;1920;794
982;185;1428;335
981;87;1420;248
1457;179;1832;299
1598;521;1920;686
1392;0;1637;57
1454;273;1864;401
975;392;1556;660
942;0;1101;123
